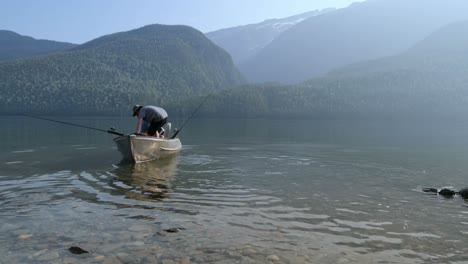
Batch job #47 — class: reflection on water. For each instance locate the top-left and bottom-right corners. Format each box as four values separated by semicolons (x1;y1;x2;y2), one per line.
1;117;468;263
113;157;179;201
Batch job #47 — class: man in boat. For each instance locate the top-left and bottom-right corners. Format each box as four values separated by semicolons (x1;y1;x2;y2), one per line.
132;105;168;138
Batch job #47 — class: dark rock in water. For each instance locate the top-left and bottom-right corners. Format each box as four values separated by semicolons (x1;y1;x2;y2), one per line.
156;227;182;236
458;188;468;199
422;188;438;193
68;246;89;254
438;188;456;197
164;227;180;233
423;186;468;200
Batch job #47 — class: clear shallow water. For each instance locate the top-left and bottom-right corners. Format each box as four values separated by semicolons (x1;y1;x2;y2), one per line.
1;116;468;263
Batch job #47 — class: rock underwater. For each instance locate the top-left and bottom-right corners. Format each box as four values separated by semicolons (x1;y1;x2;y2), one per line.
422;187;468;199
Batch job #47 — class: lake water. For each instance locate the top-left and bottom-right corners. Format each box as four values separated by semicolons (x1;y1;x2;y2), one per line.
1;116;468;263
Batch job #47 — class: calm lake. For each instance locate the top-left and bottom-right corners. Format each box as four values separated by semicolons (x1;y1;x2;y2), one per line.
1;116;468;263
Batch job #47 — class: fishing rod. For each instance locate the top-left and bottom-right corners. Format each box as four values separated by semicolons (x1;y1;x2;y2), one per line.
171;94;211;139
21;114;126;136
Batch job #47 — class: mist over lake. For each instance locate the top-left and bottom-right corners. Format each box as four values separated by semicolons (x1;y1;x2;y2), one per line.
1;117;468;263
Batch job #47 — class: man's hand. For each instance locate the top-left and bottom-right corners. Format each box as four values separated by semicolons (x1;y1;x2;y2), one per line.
136;118;143;133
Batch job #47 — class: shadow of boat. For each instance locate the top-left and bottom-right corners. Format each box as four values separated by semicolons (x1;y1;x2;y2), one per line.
112;155;179;201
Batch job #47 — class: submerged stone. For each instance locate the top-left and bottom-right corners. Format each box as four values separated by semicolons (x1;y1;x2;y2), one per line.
459;188;468;199
422;188;438;193
68;246;89;254
164;228;180;233
243;247;257;254
18;234;33;240
438;188;456;197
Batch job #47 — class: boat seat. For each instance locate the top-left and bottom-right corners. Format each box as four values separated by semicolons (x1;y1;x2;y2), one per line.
161;122;172;138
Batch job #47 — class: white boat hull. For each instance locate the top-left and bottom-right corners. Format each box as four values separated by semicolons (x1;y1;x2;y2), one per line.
114;135;182;163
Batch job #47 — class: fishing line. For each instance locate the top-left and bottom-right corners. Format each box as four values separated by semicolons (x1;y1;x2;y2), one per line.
171;94;211;139
21;114;125;136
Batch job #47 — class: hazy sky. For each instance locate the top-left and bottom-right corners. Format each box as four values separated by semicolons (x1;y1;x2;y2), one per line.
1;0;364;44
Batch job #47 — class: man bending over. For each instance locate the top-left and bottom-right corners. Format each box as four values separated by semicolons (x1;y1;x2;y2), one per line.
132;105;168;138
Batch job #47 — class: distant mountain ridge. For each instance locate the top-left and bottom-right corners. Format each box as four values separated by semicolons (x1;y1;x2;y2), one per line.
329;20;468;78
0;30;77;61
205;9;334;66
189;19;468;119
0;24;244;115
239;0;468;84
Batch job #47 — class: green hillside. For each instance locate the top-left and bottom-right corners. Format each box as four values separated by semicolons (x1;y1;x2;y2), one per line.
0;24;244;115
0;30;76;61
191;20;468;119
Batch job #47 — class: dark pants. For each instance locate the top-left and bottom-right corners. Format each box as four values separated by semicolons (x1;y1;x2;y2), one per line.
148;118;167;136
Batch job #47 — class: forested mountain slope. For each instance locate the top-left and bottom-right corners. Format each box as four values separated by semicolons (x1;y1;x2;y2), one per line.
0;24;244;115
191;20;468;119
0;30;76;61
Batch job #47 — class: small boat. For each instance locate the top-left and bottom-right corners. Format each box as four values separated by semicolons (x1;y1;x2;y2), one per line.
114;134;182;163
21;114;184;163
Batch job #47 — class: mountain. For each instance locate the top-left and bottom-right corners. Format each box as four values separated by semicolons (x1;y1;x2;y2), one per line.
191;20;468;119
329;20;468;78
205;9;334;66
0;24;244;115
239;0;468;84
0;30;77;61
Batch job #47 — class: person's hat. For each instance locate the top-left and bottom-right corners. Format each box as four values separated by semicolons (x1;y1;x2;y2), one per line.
132;105;142;116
